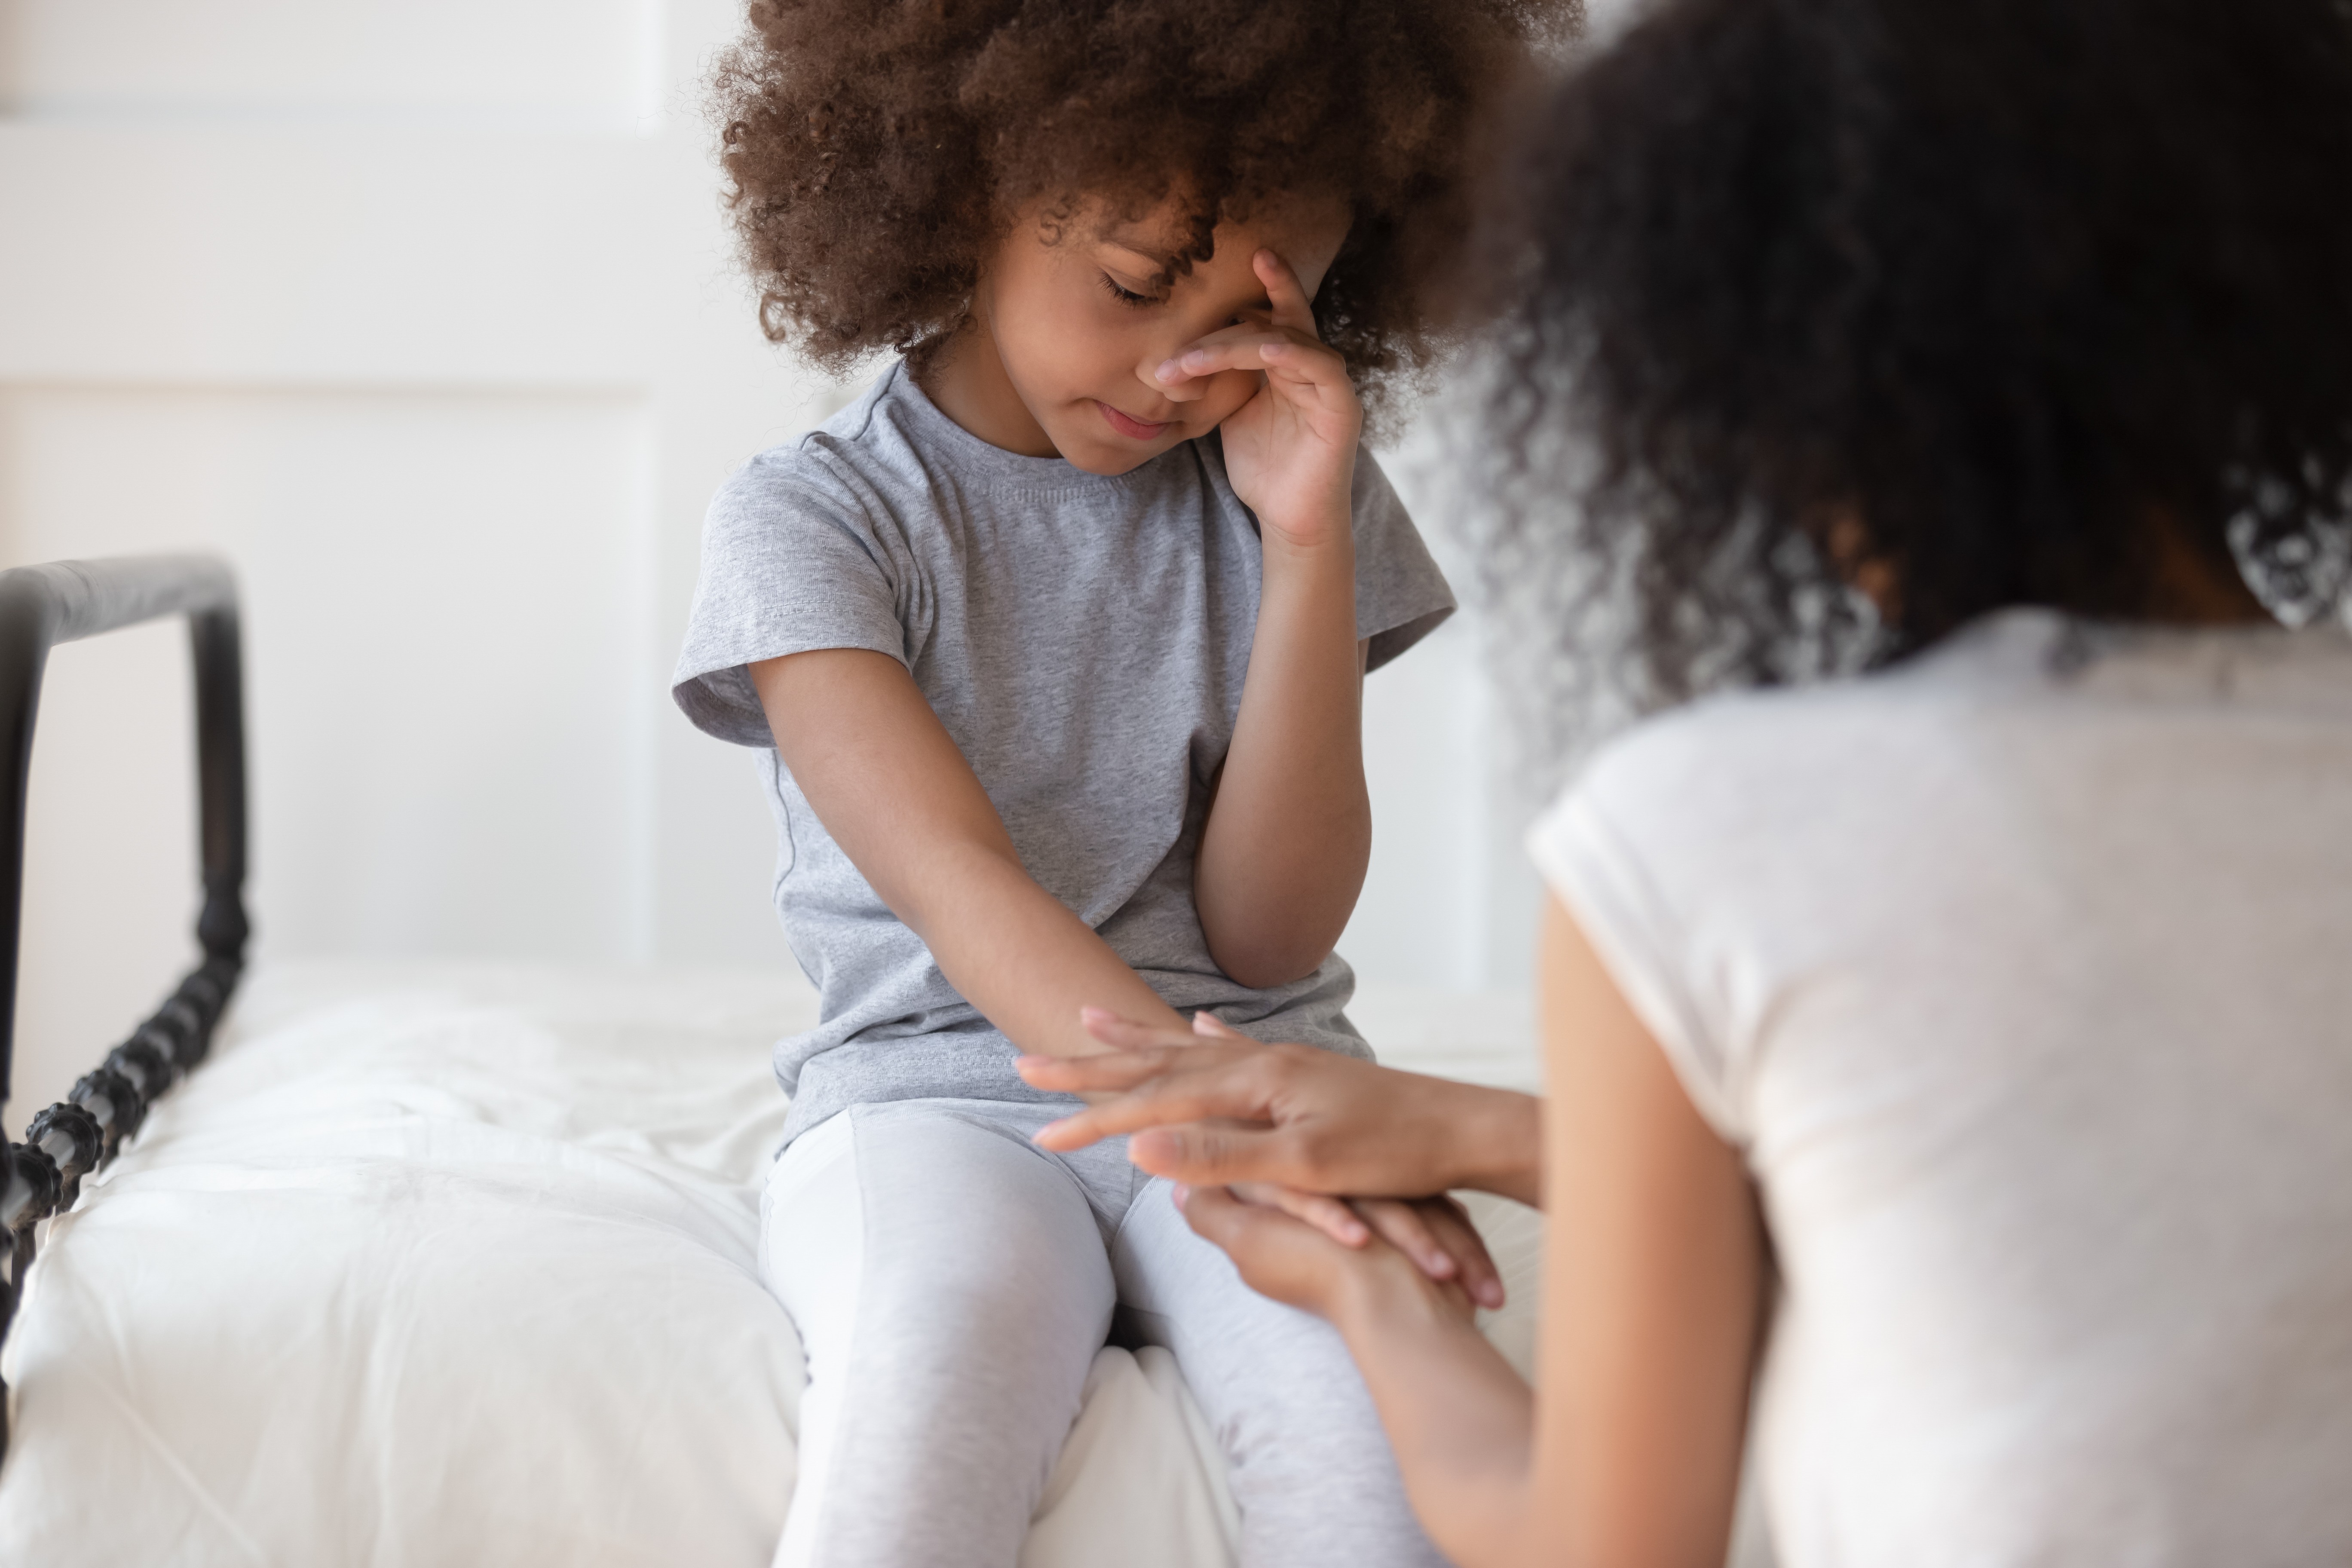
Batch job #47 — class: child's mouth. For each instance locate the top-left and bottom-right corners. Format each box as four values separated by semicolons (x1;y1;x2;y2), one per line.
1096;401;1175;441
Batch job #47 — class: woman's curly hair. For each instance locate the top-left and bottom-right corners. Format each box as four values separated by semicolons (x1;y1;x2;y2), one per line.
713;0;1573;407
1484;0;2352;732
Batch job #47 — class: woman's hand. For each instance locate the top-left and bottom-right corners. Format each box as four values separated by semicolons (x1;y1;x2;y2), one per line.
1022;1009;1545;1207
1152;248;1361;549
1023;1009;1534;1306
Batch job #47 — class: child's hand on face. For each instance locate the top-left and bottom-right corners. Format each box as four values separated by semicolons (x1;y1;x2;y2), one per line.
1152;249;1363;551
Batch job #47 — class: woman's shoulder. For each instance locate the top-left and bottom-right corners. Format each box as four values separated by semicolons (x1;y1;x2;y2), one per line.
1543;612;2087;860
1556;605;2352;851
1562;654;1945;821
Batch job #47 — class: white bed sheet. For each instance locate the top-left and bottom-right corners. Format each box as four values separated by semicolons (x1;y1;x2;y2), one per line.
0;961;1542;1568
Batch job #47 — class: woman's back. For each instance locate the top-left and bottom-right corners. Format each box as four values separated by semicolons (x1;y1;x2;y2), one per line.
1532;609;2352;1563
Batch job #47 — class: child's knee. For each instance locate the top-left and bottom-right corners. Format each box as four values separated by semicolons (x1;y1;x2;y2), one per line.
875;1232;1110;1359
849;1115;1113;1341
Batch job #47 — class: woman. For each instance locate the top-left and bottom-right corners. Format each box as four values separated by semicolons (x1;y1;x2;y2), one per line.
1023;0;2352;1562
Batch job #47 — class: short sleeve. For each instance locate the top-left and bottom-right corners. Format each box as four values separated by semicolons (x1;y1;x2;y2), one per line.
1349;448;1455;671
670;450;911;748
1525;772;1747;1144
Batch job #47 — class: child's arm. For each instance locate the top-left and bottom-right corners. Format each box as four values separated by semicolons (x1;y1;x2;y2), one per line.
1161;250;1374;988
751;646;1190;1058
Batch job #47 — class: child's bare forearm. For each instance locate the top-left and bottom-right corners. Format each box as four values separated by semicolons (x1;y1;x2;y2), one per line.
903;840;1190;1057
1195;523;1369;986
753;648;1188;1061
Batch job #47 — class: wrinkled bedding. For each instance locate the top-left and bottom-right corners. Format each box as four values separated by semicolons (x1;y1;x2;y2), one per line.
0;961;1541;1568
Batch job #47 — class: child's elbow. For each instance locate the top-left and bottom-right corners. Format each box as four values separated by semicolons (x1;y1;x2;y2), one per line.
1206;928;1336;991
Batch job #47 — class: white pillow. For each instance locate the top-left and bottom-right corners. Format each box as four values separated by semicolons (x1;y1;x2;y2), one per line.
0;962;1540;1567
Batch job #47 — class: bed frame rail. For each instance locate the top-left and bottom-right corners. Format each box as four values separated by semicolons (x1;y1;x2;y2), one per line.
0;554;250;1461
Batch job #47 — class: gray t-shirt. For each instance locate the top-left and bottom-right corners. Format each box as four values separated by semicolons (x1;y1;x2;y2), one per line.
675;363;1454;1140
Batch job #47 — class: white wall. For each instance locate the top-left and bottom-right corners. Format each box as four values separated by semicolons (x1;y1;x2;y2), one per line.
0;0;1537;1130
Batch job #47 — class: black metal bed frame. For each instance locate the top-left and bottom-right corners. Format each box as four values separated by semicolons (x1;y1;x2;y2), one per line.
0;554;250;1461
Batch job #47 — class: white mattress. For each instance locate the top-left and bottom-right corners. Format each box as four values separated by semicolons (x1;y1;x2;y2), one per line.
0;961;1543;1567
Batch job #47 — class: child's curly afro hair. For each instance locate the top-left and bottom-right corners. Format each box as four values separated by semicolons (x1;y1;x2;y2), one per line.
713;0;1572;397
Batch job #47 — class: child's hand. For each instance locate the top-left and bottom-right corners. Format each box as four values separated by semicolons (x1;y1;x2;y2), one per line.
1152;249;1363;551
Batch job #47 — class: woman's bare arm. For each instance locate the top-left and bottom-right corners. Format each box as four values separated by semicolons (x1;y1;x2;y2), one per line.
750;647;1188;1058
1158;893;1767;1568
1180;1184;1538;1562
1524;893;1765;1568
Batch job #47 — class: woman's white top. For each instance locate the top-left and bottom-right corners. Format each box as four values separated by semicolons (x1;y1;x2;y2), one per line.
1527;609;2352;1567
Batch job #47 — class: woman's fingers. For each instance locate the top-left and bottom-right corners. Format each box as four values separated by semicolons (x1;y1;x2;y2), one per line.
1234;1181;1371;1247
1125;1121;1289;1182
1027;1058;1277;1152
1079;1003;1243;1048
1033;1046;1262;1106
1175;1183;1470;1325
1017;1044;1188;1094
1078;1006;1204;1053
1029;1012;1287;1152
1352;1197;1507;1310
1029;1087;1247;1151
1130;1124;1494;1291
1416;1197;1507;1311
1354;1198;1455;1280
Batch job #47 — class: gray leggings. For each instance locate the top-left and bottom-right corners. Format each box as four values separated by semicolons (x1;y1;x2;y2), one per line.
758;1097;1445;1568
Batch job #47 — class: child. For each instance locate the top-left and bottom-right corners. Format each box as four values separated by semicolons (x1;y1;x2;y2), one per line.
1032;0;2352;1565
672;4;1565;1565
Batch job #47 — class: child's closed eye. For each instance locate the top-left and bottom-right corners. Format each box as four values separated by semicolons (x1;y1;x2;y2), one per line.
1099;273;1160;309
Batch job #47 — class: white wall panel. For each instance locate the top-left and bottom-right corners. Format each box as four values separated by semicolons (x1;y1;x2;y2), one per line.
6;616;195;1126
0;386;655;1114
0;126;671;386
0;0;659;122
1346;420;1544;994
